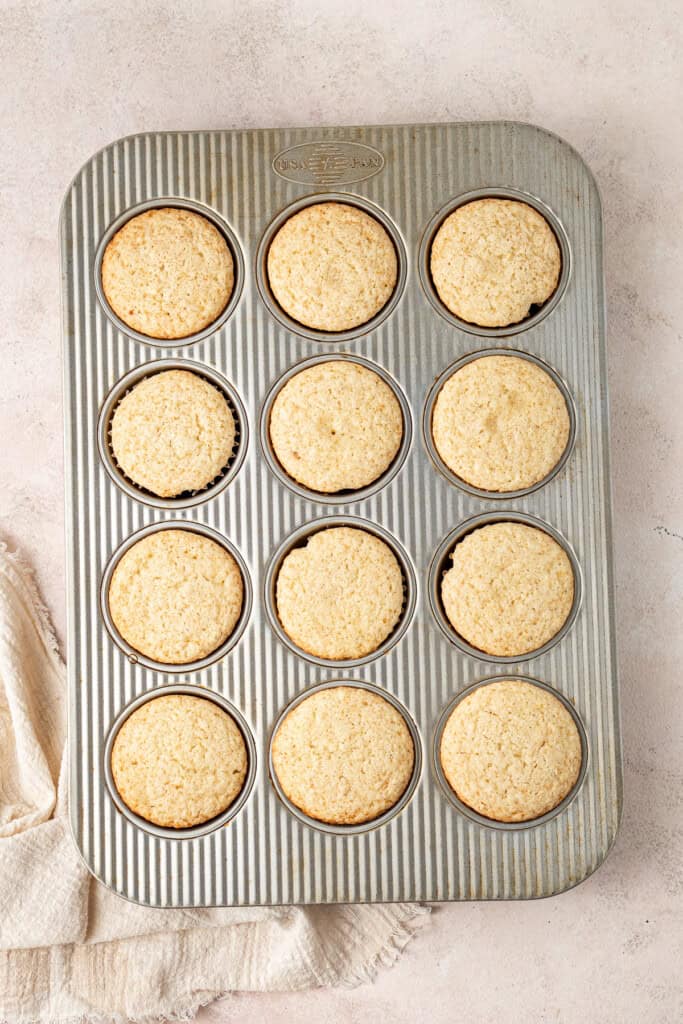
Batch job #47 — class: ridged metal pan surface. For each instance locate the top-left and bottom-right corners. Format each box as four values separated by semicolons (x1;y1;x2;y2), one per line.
60;121;622;906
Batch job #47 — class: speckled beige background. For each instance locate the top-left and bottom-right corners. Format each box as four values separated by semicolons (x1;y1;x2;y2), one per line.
1;1;681;1021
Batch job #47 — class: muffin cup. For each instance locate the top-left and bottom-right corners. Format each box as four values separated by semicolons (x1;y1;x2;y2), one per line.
100;520;252;674
428;511;583;663
268;679;422;836
255;192;407;343
97;358;248;509
418;186;571;337
260;352;412;504
433;674;588;830
104;683;257;840
264;516;417;669
93;197;244;348
422;347;577;500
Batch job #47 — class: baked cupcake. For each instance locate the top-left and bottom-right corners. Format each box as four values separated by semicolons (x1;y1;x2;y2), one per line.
111;694;248;828
266;202;397;331
439;679;582;822
108;529;243;664
430;198;561;327
111;369;236;497
441;522;574;657
275;526;404;660
269;360;403;493
271;685;414;825
101;207;234;339
431;354;570;492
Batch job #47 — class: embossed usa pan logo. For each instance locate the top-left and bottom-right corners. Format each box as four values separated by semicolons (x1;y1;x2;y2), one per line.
272;140;385;186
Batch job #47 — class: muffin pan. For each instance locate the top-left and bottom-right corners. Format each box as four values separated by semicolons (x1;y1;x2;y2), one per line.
61;121;621;906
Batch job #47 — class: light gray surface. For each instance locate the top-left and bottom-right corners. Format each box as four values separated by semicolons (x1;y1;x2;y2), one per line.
1;0;680;1020
61;121;620;906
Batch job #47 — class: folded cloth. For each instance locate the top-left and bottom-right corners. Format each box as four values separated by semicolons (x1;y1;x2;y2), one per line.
0;542;428;1023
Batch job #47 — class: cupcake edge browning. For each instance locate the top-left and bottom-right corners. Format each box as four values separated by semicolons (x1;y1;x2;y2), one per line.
111;694;248;828
275;526;405;660
440;522;575;657
271;686;415;825
111;369;236;498
430;198;561;328
266;202;398;332
102;207;234;340
268;360;403;493
108;529;244;665
439;679;582;822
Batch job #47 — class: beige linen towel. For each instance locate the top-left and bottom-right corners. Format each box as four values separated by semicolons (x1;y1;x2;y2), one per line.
0;542;428;1023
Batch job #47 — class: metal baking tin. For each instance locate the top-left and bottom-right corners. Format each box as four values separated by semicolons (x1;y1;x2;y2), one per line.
60;121;622;906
